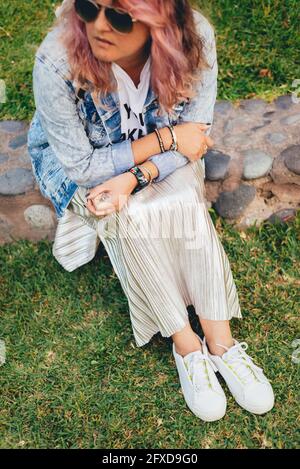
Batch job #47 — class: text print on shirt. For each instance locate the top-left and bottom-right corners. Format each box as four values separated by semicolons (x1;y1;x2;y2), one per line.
121;102;146;141
111;55;151;144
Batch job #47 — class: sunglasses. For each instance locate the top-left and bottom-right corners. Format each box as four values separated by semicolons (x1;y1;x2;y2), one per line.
74;0;138;34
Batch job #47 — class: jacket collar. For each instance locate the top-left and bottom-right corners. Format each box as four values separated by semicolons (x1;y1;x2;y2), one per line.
91;82;158;121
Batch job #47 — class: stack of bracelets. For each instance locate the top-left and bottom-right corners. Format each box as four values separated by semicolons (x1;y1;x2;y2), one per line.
127;124;178;194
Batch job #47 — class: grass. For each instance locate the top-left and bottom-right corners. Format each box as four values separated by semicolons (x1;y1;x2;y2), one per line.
0;0;300;120
0;0;299;450
0;211;299;449
197;0;300;102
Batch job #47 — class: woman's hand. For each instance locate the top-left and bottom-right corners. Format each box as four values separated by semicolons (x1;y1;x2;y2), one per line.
175;122;214;161
85;172;138;217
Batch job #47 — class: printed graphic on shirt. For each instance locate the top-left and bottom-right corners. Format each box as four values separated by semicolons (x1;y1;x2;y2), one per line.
108;56;151;147
120;102;147;142
104;102;147;148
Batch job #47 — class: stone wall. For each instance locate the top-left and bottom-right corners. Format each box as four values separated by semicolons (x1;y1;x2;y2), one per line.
0;95;299;244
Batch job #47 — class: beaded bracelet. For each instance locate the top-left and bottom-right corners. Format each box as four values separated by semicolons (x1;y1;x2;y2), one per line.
154;128;165;153
128;165;150;194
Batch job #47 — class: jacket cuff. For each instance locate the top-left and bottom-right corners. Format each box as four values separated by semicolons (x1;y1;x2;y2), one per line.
148;151;189;182
112;139;135;174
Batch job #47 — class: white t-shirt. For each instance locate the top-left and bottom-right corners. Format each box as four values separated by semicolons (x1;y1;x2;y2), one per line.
111;55;151;143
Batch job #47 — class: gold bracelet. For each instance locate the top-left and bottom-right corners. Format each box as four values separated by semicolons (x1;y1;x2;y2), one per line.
138;165;153;185
145;160;158;180
167;124;178;151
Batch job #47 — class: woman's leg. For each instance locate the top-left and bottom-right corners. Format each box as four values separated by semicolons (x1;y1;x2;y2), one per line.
171;323;202;356
171;319;234;357
199;319;234;356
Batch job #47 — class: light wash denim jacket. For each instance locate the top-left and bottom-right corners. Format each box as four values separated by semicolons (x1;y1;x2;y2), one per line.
27;9;218;219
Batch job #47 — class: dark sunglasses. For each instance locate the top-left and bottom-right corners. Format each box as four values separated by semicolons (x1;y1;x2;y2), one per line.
74;0;138;34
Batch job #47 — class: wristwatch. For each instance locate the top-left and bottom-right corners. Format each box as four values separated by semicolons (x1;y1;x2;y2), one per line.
127;165;150;194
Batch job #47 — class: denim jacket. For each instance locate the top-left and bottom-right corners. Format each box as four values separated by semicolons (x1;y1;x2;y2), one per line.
27;8;218;219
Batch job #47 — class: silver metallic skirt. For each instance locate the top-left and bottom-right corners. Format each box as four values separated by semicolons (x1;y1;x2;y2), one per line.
56;160;242;347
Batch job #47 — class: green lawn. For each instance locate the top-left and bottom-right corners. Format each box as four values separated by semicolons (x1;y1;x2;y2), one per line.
0;0;300;120
0;213;299;448
0;0;299;450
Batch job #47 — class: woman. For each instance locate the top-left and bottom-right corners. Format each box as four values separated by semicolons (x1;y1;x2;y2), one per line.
27;0;274;422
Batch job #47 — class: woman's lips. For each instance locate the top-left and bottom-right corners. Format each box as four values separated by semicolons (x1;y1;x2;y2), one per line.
95;37;114;46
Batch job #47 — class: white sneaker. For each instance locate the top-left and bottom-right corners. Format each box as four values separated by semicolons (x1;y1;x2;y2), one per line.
172;335;227;422
203;338;275;415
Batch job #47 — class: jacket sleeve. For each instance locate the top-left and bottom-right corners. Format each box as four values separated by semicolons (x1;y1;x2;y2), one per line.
147;13;218;182
32;57;136;187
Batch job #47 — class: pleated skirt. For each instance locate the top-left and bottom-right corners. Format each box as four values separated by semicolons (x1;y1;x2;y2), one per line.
68;159;242;347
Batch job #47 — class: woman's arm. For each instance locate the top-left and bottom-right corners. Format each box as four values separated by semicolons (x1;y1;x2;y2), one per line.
32;58;174;188
147;12;218;182
178;14;218;131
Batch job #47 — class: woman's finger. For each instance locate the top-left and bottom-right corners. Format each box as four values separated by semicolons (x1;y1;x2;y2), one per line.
94;208;116;217
205;135;214;147
197;123;211;129
86;198;116;217
86;198;98;215
86;187;108;200
93;200;115;211
86;192;103;201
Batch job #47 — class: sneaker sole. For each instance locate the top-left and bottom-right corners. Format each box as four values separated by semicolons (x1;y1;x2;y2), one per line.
234;394;274;415
181;387;227;422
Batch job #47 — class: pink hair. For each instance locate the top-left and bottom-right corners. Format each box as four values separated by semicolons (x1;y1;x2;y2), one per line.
52;0;212;117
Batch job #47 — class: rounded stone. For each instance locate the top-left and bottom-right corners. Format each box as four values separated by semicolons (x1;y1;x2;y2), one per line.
281;145;300;175
0;168;35;195
267;208;297;224
223;133;251;146
214;100;232;114
239;98;267;112
205;150;231;181
250;120;272;132
280;114;300;126
223;116;252;133
223;119;234;133
8;133;28;149
242;149;273;179
213;184;256;219
265;132;286;144
0;120;27;133
275;95;295;110
24;205;56;230
16;151;31;165
0;153;9;164
263;111;275;119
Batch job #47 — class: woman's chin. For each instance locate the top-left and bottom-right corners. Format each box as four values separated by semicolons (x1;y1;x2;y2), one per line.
89;41;116;60
93;49;115;62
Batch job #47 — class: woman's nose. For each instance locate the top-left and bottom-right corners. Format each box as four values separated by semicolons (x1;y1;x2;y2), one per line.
94;6;112;31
